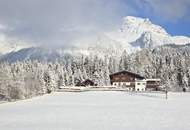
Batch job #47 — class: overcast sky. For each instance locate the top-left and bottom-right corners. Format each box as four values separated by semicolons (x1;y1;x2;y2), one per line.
0;0;189;46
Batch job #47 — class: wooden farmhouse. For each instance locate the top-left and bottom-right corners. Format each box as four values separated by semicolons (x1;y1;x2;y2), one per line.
109;71;161;91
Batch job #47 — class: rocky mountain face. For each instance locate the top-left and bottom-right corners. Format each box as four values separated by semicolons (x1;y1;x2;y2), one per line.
64;16;190;55
107;16;190;49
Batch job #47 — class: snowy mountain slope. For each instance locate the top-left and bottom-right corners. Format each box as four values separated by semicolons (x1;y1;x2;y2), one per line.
171;36;190;45
0;47;64;62
0;33;32;54
0;16;190;61
0;44;122;63
131;31;171;48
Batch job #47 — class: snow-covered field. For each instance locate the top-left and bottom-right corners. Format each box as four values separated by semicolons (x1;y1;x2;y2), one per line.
0;91;190;130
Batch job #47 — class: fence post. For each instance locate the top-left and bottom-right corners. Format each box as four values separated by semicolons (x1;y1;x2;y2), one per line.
165;86;169;100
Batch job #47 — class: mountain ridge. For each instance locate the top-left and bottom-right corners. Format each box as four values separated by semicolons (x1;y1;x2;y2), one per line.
0;16;190;59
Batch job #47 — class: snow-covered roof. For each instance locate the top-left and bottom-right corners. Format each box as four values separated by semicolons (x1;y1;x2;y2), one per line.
109;70;144;79
146;79;161;81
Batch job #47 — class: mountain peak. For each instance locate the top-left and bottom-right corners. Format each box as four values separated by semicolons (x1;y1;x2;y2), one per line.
123;16;150;24
1;16;190;58
121;16;169;36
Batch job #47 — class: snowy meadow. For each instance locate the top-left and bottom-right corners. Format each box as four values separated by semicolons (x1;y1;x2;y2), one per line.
0;91;190;130
0;0;190;129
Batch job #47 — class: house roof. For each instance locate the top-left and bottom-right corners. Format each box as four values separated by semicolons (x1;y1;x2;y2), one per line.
146;79;161;81
109;70;145;79
75;79;95;86
82;79;94;84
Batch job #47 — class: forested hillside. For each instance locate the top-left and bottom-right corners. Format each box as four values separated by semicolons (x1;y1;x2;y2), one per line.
0;44;190;100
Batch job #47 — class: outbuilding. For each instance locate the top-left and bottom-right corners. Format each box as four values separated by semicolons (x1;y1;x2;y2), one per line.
76;79;96;87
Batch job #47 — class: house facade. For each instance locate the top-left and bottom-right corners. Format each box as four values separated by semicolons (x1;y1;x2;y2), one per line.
109;71;160;91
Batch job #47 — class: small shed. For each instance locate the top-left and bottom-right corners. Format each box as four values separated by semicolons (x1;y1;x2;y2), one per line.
76;79;95;87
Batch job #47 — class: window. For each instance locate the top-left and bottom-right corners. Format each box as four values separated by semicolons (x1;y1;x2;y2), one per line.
137;88;139;91
137;83;140;85
113;83;118;86
114;77;119;80
121;77;126;80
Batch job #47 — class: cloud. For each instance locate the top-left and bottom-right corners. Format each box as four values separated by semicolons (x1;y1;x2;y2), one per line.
0;0;189;47
134;0;190;22
0;0;136;46
0;24;7;31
